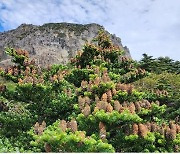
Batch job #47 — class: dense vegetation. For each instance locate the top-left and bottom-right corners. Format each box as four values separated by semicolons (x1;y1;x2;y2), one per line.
0;30;180;152
139;53;180;74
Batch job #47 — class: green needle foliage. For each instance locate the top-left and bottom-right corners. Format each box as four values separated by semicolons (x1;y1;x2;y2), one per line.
0;30;179;152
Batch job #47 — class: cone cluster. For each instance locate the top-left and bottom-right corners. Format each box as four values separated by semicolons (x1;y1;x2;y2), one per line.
116;83;134;94
78;96;91;116
50;70;69;82
34;121;46;135
130;121;180;139
59;119;78;133
155;89;169;96
120;56;131;63
94;98;160;115
80;69;112;94
18;75;44;85
63;88;73;97
3;66;20;76
16;49;29;58
23;59;36;67
99;122;106;141
123;68;146;80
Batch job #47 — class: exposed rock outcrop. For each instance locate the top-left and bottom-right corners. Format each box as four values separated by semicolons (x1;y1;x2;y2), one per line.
0;23;131;67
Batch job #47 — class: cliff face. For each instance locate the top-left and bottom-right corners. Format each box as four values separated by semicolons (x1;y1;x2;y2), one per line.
0;23;131;67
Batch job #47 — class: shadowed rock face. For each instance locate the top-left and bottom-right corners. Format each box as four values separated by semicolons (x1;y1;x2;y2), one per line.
0;23;131;67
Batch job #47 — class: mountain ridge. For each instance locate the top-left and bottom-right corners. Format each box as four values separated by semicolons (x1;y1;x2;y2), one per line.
0;23;131;67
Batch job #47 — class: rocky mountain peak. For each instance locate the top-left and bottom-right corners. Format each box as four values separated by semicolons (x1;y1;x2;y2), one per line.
0;22;131;67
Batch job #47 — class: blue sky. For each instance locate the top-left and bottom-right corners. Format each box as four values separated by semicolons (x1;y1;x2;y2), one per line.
0;0;180;60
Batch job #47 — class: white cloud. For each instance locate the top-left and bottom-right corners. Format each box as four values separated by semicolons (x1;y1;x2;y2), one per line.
0;0;180;60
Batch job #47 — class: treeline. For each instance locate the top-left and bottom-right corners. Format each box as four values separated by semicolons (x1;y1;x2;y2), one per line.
139;53;180;74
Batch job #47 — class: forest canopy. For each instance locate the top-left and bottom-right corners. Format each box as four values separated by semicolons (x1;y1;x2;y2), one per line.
0;30;180;152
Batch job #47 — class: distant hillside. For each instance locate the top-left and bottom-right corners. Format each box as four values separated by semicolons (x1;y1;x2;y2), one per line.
0;23;131;67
